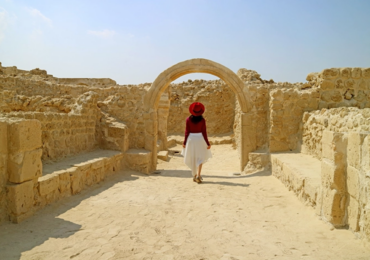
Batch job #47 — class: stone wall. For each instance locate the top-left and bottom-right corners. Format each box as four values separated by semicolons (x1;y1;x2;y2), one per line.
3;61;370;244
269;86;319;152
1;112;97;162
233;69;273;154
168;79;236;135
267;68;370;153
97;85;147;149
306;68;370;109
0;91;99;162
301;107;370;160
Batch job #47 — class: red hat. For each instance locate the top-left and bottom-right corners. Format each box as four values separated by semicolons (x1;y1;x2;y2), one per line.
189;102;205;116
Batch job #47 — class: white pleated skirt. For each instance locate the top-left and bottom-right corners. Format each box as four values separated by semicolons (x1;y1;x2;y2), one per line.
181;133;212;177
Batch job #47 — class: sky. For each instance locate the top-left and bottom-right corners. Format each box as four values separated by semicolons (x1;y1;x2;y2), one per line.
0;0;370;84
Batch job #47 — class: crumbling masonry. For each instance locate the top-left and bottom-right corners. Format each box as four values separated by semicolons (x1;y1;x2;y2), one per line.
1;59;370;243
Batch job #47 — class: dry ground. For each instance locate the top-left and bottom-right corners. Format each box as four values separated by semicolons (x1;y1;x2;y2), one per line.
0;144;369;259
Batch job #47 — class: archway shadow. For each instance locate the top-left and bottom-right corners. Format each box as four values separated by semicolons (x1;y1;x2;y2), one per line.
0;171;139;260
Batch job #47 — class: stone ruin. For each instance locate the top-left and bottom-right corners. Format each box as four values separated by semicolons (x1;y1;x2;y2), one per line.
0;59;370;244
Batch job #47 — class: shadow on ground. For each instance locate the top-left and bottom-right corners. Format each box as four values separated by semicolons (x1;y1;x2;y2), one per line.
0;171;138;260
0;167;269;259
131;168;272;188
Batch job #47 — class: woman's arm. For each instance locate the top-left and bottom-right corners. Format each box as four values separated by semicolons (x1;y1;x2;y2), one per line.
183;117;190;147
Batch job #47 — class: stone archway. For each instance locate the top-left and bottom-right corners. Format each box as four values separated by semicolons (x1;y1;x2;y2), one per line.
143;58;255;173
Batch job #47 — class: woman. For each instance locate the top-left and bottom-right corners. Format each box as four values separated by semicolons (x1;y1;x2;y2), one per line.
181;102;212;183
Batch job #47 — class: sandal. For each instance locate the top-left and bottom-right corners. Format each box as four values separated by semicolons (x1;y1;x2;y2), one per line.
197;176;203;183
193;176;197;182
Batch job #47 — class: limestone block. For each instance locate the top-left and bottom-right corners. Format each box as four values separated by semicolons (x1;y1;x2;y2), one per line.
347;197;360;232
0;154;6;186
74;161;92;172
157;151;168;161
284;164;304;192
248;152;270;169
362;68;370;78
361;136;370;174
84;169;93;187
351;68;362;79
6;180;34;221
241;113;254;126
125;149;152;174
8;119;42;153
0;121;7;154
321;68;339;79
91;158;106;170
108;124;128;138
97;167;106;182
305;177;320;205
321;131;347;162
8;148;43;183
269;140;289;153
320;80;335;90
145;135;157;151
58;171;71;195
38;173;59;196
347;166;359;200
347;132;366;169
340;68;351;78
322;189;346;227
321;159;346;192
315;187;323;216
69;167;83;195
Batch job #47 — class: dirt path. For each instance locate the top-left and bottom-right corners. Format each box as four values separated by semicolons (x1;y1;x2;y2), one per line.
0;145;369;259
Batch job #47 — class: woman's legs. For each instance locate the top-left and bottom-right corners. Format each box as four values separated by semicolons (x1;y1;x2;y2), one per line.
198;164;203;178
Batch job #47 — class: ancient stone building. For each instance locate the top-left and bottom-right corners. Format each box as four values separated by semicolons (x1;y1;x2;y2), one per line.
0;59;370;243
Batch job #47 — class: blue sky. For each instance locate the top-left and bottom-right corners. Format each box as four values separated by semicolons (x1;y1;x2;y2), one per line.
0;0;369;84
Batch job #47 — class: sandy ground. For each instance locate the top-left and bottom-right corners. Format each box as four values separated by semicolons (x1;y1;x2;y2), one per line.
0;144;369;260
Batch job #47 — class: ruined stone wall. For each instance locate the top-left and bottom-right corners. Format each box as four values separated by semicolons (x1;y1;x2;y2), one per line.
269;86;319;152
301;107;370;160
0;89;99;162
168;79;236;136
97;85;147;149
306;68;370;109
233;69;274;153
268;67;370;153
0;112;97;162
0;70;150;150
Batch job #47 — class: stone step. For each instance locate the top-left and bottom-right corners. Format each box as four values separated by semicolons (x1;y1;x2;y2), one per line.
124;149;152;174
157;151;169;161
271;152;321;208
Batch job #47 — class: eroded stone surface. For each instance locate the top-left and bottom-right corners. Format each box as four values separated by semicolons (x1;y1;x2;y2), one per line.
1;61;370;247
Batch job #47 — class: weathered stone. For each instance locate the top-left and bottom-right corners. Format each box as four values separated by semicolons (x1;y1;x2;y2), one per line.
8;148;42;183
0;121;7;154
6;180;34;222
320;80;335;90
347;166;359;200
69;167;83;195
38;173;59;196
347;132;367;169
8;119;42;153
125;149;152;174
321;159;346;192
58;171;71;195
347;197;360;232
157;151;169;161
321;68;339;79
322;189;346;227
